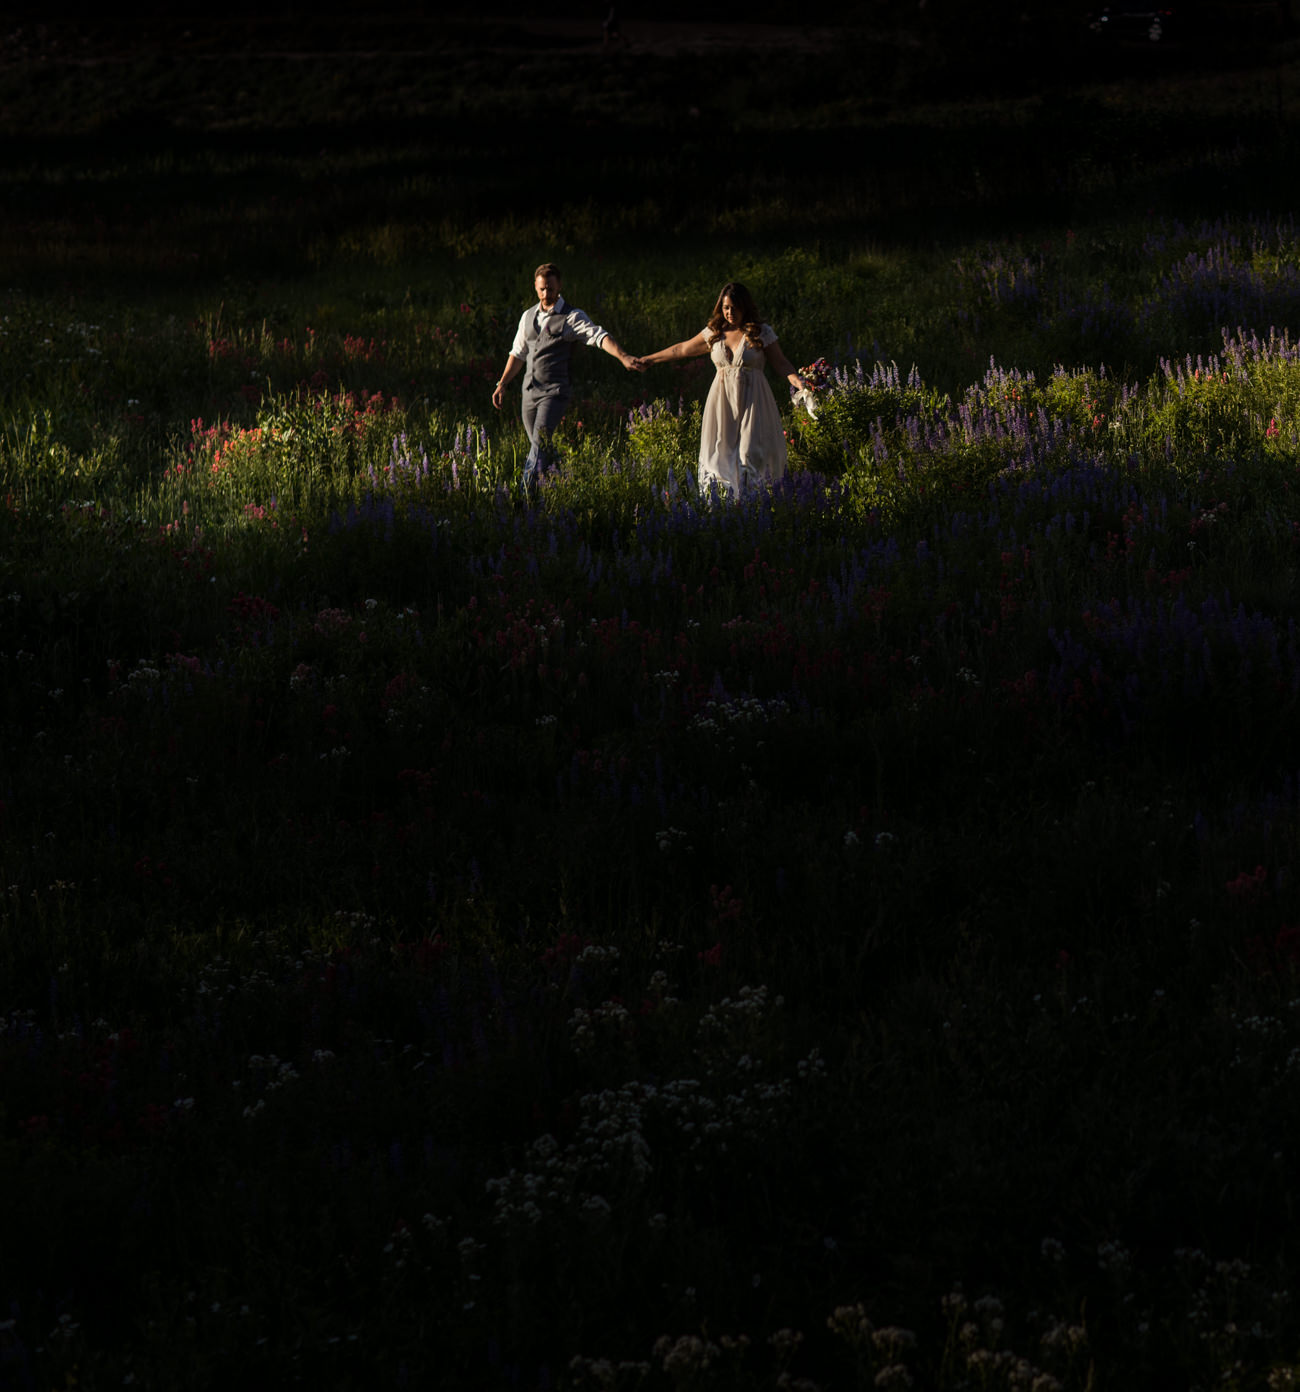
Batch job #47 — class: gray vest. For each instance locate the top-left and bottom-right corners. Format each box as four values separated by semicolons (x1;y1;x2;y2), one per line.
523;305;576;397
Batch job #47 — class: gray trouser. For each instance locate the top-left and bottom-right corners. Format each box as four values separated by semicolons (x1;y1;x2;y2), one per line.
521;390;570;489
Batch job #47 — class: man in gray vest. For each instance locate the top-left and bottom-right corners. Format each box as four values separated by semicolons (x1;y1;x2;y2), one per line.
492;262;643;495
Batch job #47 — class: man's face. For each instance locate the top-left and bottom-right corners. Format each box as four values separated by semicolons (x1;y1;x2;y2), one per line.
535;272;561;307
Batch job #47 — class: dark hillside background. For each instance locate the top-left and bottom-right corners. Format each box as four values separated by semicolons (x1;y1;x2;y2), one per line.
4;0;1300;295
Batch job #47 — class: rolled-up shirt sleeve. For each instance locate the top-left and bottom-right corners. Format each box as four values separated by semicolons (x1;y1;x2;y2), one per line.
509;307;532;361
561;305;607;349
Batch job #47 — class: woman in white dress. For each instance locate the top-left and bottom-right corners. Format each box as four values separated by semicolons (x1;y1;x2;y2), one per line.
638;282;803;497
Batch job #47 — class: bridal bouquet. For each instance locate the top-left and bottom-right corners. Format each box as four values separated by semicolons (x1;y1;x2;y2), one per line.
793;357;832;418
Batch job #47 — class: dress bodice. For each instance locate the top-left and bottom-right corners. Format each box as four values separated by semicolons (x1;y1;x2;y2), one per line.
706;323;777;372
710;338;766;371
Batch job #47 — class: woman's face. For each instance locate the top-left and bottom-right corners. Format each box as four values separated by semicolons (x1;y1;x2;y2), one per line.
721;295;741;328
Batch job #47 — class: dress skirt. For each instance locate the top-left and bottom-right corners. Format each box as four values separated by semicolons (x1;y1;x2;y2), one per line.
698;349;788;497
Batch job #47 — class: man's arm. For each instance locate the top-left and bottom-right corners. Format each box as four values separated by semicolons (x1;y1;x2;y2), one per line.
600;334;644;372
492;353;524;410
564;304;644;372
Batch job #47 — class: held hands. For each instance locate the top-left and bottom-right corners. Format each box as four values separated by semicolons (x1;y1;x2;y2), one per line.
623;352;648;373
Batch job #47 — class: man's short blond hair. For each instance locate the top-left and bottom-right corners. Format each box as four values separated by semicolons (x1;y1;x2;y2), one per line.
534;262;562;281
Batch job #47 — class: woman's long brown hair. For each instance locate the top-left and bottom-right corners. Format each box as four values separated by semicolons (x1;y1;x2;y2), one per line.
706;281;764;350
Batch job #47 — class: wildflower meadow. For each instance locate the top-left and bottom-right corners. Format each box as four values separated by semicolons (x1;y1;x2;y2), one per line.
6;13;1300;1390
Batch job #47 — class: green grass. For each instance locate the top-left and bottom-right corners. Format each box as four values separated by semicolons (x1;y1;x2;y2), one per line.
7;20;1300;1390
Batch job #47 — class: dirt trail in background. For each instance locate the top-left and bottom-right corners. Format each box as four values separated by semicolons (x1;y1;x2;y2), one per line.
0;16;870;66
464;18;862;56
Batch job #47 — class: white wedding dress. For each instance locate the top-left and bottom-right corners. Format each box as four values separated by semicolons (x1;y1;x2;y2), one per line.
697;323;788;496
